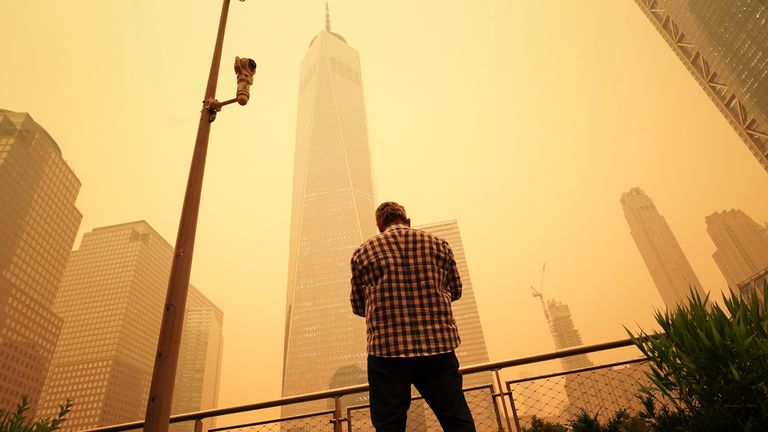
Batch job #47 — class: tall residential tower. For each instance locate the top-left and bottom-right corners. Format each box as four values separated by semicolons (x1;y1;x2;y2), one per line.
621;187;705;309
0;110;82;414
633;0;768;172
282;7;377;414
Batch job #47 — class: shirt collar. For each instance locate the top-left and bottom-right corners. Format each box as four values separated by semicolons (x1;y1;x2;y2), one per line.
385;224;409;232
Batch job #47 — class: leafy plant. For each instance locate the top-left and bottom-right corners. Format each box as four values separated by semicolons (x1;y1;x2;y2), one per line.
569;409;651;432
627;285;768;431
523;416;568;432
0;397;72;432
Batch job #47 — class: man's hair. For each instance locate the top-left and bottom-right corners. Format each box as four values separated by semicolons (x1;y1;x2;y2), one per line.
376;202;407;228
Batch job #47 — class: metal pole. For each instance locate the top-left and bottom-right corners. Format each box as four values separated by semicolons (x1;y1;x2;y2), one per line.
506;383;522;432
493;369;514;432
143;1;231;431
333;397;343;432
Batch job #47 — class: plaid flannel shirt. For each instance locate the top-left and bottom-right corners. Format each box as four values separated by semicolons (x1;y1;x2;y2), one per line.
350;224;462;357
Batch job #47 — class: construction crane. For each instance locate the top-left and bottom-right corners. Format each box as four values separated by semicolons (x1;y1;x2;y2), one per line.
531;262;555;335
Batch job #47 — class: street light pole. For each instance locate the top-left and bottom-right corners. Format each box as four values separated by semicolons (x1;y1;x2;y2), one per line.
143;1;254;430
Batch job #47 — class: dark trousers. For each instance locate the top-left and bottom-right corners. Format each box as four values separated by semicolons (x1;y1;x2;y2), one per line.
367;351;476;432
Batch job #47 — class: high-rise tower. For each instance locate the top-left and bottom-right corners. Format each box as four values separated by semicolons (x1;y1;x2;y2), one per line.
38;222;222;431
0;109;82;414
171;285;224;432
416;221;491;387
633;0;768;172
706;209;768;297
533;291;593;371
621;187;705;309
282;5;377;414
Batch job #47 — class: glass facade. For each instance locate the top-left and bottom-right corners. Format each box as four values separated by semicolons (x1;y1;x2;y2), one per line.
621;188;705;309
0;109;82;415
634;0;768;171
37;222;222;431
282;28;377;415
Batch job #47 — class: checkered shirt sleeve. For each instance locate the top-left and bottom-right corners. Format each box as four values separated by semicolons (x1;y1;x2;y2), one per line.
350;225;462;357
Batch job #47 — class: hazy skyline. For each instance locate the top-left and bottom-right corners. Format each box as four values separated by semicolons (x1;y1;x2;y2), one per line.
3;0;768;427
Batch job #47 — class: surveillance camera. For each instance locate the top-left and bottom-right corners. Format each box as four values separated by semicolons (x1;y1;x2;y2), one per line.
234;56;257;105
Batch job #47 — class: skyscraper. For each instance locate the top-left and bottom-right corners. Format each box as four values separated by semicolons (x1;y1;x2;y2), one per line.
706;209;768;297
416;221;491;387
533;293;593;371
621;187;705;309
38;222;222;431
281;5;377;415
0;109;82;414
531;291;645;423
170;285;224;432
633;0;768;172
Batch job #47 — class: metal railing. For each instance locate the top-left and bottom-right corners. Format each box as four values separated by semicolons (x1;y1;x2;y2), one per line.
83;337;651;432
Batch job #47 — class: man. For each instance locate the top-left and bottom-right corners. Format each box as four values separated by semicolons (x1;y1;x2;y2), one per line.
350;201;476;432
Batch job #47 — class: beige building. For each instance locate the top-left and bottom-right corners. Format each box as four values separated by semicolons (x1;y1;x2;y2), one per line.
281;9;377;416
706;209;768;298
416;221;491;387
37;222;222;431
171;286;224;432
633;0;768;172
0;109;82;415
621;187;705;309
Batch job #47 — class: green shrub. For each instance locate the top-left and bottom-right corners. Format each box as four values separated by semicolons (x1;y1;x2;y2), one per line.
569;409;651;432
0;397;72;432
523;416;568;432
628;285;768;431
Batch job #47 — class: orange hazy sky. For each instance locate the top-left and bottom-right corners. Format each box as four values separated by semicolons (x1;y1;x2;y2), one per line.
3;0;768;427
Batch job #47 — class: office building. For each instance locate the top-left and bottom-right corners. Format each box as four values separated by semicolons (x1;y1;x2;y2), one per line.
621;187;705;309
706;209;768;298
416;220;491;387
281;6;377;415
170;286;224;432
38;222;222;431
633;0;768;171
0;109;82;414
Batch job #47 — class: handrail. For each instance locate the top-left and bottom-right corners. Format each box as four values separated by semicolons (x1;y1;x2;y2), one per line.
208;409;336;431
504;357;647;385
82;336;647;432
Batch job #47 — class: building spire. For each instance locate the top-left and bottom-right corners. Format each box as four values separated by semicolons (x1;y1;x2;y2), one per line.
325;1;331;32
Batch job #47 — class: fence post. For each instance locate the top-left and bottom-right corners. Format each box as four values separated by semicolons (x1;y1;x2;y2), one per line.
194;418;204;432
506;383;522;432
333;396;343;432
493;369;515;432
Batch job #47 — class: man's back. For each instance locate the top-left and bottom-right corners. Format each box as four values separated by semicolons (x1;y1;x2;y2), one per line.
350;224;462;357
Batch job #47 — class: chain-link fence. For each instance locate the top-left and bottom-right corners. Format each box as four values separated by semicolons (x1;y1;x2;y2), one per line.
506;358;650;430
208;410;336;432
87;339;652;432
347;383;502;432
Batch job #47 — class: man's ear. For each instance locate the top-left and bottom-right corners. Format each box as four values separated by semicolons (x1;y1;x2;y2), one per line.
405;218;411;227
